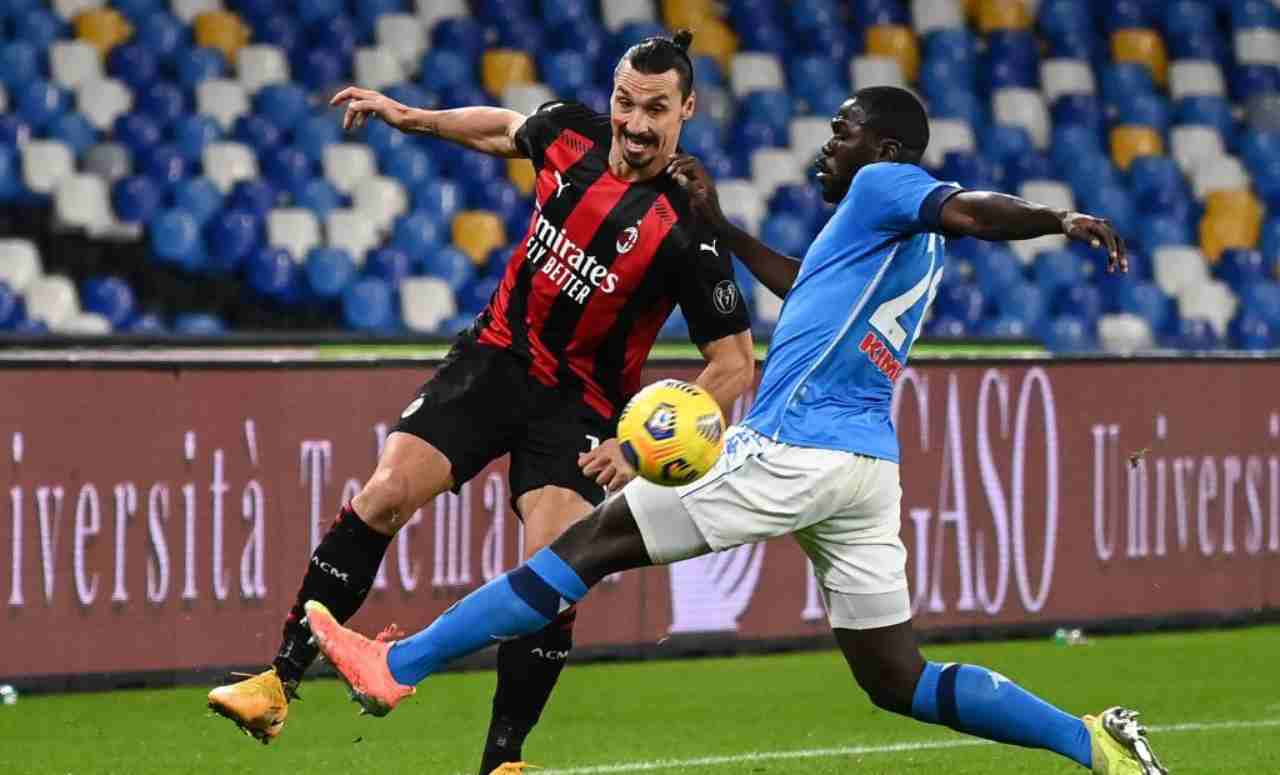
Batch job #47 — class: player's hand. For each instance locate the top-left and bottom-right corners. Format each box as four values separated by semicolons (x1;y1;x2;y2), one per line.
1062;212;1127;274
578;438;636;493
330;86;410;132
666;153;727;229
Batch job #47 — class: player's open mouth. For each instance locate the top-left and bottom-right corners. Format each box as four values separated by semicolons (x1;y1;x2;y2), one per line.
814;156;832;180
622;133;654;154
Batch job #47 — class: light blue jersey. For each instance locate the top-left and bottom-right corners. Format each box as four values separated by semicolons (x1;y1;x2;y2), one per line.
743;162;961;462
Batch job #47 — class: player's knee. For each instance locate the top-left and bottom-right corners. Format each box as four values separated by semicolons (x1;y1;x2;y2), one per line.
356;468;421;533
852;660;917;716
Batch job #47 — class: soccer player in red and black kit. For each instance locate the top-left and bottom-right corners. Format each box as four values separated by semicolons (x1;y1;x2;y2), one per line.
207;30;754;774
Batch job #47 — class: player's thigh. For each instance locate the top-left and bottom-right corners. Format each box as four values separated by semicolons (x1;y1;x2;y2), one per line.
509;399;611;521
355;431;454;526
795;456;911;631
516;485;595;559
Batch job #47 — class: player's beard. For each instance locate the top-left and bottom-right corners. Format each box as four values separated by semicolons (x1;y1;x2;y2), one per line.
619;129;660;170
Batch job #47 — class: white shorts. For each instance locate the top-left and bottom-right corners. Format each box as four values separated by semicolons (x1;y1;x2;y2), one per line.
623;425;911;631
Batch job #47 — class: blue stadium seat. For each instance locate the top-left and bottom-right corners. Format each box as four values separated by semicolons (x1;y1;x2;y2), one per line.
258;14;304;57
1113;281;1173;332
804;20;857;62
472;179;523;221
679;116;723;159
929;90;987;132
228;179;280;217
124;313;167;334
1115;92;1171;132
150;207;204;267
0;42;43;90
17;80;70;131
940;151;1001;190
253;84;310;132
925;315;968;339
171;177;225;226
172;115;223;164
139;143;188;191
693;55;725;89
355;0;403;31
204;208;262;271
1044;314;1094;352
1077;184;1138;240
384;83;437;112
499;18;548;59
1164;0;1217;42
1049;125;1104;169
297;0;345;26
292;47;344;91
1138;215;1195;253
1262;216;1280;262
308;14;359;69
421;245;476;291
1240;281;1280;325
1038;0;1093;44
539;0;591;28
433;17;486;61
1233;64;1280;103
924;28;977;68
1034;249;1088;295
979;124;1035;167
246;246;304;303
1103;0;1154;32
365;246;414;285
381;145;436;189
459;273;501;315
503;202;534;248
997;281;1048;330
541;50;592;95
0;115;30;147
1004;151;1056;188
850;0;908;25
563;16;607;64
15;9;65;53
769;182;827;232
48;113;99;157
292;177;346;218
1230;0;1280;30
134;12;188;64
1128;156;1193;214
736;15;788;54
343;277;398;332
413;180;465;223
291;114;343;164
700;148;740;179
1214;247;1270;289
449;149;505;191
1176;96;1237;144
761;214;811;257
137;82;187;131
789;54;847;98
1100;63;1157;108
81;276;137;328
0;144;22;202
441;83;491;110
0;282;24;330
971;244;1025;296
789;0;839;33
305;246;357;298
175;46;225;90
1052;283;1105;322
390;212;444;257
979;316;1030;338
740;90;793;136
919;56;975;102
173;313;227;335
1051;94;1105;134
1230;311;1275;348
985;30;1040;89
263;146;313;190
1163;316;1220;349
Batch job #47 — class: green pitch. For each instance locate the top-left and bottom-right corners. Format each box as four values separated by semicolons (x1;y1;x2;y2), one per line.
3;626;1276;774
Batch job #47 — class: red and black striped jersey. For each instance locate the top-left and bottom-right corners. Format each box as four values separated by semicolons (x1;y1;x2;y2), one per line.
474;101;750;419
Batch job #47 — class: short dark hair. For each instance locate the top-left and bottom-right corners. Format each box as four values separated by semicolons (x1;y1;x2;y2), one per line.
854;86;930;159
616;29;695;98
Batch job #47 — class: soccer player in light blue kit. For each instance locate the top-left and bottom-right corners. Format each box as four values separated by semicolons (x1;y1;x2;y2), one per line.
305;87;1166;775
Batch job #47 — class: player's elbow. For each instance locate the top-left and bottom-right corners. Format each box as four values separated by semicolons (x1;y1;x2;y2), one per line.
717;348;755;403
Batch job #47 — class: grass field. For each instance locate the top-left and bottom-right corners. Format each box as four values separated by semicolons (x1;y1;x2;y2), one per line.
3;626;1276;775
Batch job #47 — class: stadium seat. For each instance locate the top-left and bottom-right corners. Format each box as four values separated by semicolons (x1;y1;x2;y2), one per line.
376;14;426;74
481;49;536;97
80;274;136;328
1201;208;1262;261
54;173;112;233
174;46;225;90
601;0;657;32
717;179;766;234
23;274;80;328
236;44;289;94
1112;28;1168;86
76;77;133;131
1207;189;1265;225
49;41;101;90
1177;280;1239;337
730;53;784;98
750;148;806;200
353;47;405;92
196;78;249;130
865;25;919;81
390;211;444;258
323;143;377;195
1170;125;1226;174
342;277;397;332
74;8;133;57
193;10;250;63
412;0;467;29
993;88;1050;149
850;56;906;89
789;117;833;161
1110;126;1165;171
401;276;457;332
1235;28;1280;66
0;240;42;293
202;141;258;192
1040;58;1096;103
55;311;112;335
507;157;536;196
661;0;713;30
1250;93;1280;132
911;0;965;35
977;0;1030;33
21;140;75;195
1098;313;1154;353
452;211;506;265
262;145;311;191
303;245;356;298
174;0;222;24
324;208;379;264
53;0;101;21
1154;246;1211;296
922;119;977;168
688;17;738;71
1191;155;1251;198
1013;180;1072;262
267;207;321;261
502;84;556;117
351;175;408;233
1169;60;1227;100
83;142;131;183
413;180;466;223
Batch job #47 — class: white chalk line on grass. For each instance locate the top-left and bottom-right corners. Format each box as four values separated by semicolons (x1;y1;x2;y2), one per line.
530;718;1280;775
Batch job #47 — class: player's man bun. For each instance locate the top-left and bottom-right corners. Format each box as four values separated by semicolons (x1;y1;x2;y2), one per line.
617;29;696;98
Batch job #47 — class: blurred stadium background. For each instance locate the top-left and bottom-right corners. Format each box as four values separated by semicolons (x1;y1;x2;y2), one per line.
0;0;1278;351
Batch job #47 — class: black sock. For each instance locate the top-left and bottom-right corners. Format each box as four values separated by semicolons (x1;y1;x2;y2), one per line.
478;607;576;774
272;503;391;686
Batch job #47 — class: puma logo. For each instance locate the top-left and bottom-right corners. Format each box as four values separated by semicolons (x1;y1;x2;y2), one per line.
554;170;570;199
700;239;718;255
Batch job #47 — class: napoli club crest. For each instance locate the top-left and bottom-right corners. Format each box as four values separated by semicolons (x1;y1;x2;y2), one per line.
616;225;639;255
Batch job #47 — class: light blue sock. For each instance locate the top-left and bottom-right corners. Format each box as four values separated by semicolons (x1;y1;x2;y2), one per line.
911;662;1092;769
386;548;589;685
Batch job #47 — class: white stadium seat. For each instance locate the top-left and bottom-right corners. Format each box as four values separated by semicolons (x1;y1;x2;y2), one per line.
1177;280;1238;338
715;179;766;235
49;41;102;90
23;275;80;328
755;287;783;324
354;47;405;92
54;174;112;234
1040;59;1096;103
77;77;133;131
21;140;75;195
1170;125;1225;174
1235;29;1280;66
236;45;290;95
1191;155;1251;199
0;84;6;114
1169;60;1226;100
750;148;806;199
923;119;976;168
789;116;831;160
851;56;906;89
1098;313;1154;354
351;175;408;233
698;85;734;126
268;208;322;261
323;143;377;194
600;0;656;32
0;240;43;293
83;143;132;182
196;79;250;130
1013;180;1073;262
202;142;258;192
53;0;102;21
401;276;457;332
376;14;427;73
171;0;222;24
729;53;784;97
502;84;556;116
994;88;1050;149
325;208;380;264
414;0;468;29
911;0;965;34
1153;246;1211;297
56;312;112;335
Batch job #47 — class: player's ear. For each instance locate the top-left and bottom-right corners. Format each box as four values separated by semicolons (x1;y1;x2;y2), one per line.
681;89;696;121
879;138;902;162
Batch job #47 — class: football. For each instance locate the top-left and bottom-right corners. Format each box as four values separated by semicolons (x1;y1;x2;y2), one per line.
617;379;725;486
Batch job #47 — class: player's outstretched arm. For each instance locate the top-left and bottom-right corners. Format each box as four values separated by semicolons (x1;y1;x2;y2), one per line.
330;86;527;158
694;331;756;417
940;191;1129;273
668;154;802;298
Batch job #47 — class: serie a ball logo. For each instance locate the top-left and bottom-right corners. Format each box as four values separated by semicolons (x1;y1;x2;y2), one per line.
617;379;725;486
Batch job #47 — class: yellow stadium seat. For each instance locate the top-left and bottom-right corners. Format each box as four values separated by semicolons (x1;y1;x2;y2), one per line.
194;11;250;63
1112;28;1168;87
482;49;536;97
977;0;1031;33
1205;189;1264;224
866;25;920;81
452;211;507;265
1200;210;1261;261
961;0;982;19
508;158;536;197
1109;126;1164;171
663;0;717;31
74;9;133;57
689;18;738;71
